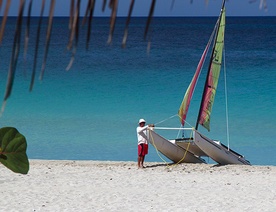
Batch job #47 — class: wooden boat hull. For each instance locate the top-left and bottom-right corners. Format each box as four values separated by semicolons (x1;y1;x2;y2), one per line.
194;130;250;165
147;129;206;164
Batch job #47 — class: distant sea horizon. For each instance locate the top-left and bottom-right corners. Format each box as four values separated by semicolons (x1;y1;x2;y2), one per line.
19;15;270;18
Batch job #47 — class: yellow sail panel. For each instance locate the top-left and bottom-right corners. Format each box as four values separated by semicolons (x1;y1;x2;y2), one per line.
198;7;225;131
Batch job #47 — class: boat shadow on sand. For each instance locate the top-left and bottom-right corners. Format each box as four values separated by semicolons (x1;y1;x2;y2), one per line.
144;163;174;168
145;163;241;169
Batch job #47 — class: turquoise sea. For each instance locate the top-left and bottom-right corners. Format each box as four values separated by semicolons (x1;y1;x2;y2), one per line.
0;17;275;165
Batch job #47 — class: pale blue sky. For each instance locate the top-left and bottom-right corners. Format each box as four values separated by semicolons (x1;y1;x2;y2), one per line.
2;0;276;17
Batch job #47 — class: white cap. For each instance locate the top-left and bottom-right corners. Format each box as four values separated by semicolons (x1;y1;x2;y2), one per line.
138;118;146;124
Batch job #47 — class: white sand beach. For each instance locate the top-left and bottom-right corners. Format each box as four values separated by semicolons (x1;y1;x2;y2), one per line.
1;160;276;211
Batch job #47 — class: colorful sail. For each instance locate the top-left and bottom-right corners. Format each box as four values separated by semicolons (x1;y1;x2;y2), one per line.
197;5;226;131
178;38;212;126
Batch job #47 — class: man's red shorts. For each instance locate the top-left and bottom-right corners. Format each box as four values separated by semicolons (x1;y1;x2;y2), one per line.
138;143;148;156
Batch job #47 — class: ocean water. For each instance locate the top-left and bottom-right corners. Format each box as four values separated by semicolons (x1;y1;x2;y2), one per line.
0;17;275;165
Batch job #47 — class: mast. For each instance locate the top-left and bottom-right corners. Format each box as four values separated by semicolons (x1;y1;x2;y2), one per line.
195;0;226;131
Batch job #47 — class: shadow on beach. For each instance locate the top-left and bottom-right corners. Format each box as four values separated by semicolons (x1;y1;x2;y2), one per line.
145;163;174;168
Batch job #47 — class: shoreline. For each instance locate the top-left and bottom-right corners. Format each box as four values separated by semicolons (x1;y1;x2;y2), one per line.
1;160;276;211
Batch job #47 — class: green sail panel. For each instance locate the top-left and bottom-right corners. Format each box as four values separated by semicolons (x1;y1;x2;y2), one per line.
198;7;225;131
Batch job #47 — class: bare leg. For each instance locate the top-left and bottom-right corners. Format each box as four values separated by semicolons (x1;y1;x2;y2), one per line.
138;156;141;168
141;156;145;168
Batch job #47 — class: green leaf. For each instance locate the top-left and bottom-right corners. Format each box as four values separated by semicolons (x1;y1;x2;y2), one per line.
0;127;29;174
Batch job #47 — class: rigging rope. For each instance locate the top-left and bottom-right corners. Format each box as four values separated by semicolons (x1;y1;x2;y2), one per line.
148;128;193;167
154;114;178;126
154;113;194;139
148;130;170;166
223;47;230;150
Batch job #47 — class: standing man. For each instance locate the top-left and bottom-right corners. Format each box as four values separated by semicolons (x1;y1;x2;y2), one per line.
136;118;154;168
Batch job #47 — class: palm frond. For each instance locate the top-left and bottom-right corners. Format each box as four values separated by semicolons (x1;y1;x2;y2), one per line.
107;0;118;45
40;0;55;80
0;0;11;44
29;0;45;91
122;0;135;48
2;0;25;113
85;0;95;50
23;0;32;61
